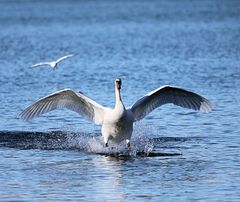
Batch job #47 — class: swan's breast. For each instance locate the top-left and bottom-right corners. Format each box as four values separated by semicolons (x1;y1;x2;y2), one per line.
102;109;134;142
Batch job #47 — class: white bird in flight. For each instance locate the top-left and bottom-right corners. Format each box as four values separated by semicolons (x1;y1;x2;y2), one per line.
31;54;74;69
20;78;213;147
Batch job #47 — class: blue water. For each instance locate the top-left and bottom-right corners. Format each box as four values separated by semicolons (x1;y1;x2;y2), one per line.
0;0;240;201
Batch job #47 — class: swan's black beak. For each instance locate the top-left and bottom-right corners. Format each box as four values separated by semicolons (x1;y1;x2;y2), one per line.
116;78;121;90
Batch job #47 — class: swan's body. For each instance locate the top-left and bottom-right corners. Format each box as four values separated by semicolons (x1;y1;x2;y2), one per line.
20;79;213;147
31;54;74;69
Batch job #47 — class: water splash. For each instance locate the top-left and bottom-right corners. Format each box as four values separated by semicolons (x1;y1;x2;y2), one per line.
0;130;182;157
64;130;155;157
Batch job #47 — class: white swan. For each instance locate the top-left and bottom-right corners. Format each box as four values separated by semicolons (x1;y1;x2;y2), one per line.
20;78;213;147
31;54;74;69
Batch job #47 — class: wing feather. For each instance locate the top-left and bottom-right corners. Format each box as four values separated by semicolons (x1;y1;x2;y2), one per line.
130;85;213;121
31;62;50;68
56;54;74;63
20;89;106;125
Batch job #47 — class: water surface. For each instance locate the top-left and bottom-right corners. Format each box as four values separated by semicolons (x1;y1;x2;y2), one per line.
0;0;240;201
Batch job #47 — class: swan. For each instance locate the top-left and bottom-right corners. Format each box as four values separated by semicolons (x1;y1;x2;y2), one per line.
31;54;74;69
20;78;213;147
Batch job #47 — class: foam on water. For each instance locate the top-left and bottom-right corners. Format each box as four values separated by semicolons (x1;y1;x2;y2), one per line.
57;130;155;157
58;124;161;156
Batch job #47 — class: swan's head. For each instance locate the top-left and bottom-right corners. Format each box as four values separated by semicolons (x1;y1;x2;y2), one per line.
115;78;122;90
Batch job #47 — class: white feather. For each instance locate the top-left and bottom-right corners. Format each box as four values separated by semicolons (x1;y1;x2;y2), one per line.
31;54;74;69
130;85;213;121
20;89;106;125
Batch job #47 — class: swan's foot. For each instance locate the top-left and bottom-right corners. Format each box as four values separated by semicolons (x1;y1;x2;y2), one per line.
126;139;131;148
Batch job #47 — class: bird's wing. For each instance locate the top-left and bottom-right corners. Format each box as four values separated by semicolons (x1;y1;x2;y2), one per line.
31;62;51;68
129;85;213;121
20;89;106;125
56;54;74;63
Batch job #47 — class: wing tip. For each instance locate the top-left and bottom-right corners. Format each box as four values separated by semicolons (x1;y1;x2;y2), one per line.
18;112;30;121
19;107;36;121
200;99;214;113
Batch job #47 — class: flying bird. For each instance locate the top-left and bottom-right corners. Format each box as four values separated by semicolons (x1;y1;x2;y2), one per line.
20;78;213;147
31;54;74;69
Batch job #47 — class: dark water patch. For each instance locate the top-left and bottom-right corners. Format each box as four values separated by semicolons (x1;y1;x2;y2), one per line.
0;130;183;157
0;130;91;150
152;136;189;143
97;151;181;159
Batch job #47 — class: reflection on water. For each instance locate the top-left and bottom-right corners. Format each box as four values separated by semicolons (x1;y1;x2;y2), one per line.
0;131;184;201
0;129;239;201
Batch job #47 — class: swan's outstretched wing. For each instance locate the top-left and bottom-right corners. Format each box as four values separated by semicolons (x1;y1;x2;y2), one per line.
20;89;106;125
130;85;213;121
56;54;74;63
31;62;51;68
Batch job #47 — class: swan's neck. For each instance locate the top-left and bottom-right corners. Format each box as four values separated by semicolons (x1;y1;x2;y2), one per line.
115;87;125;111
